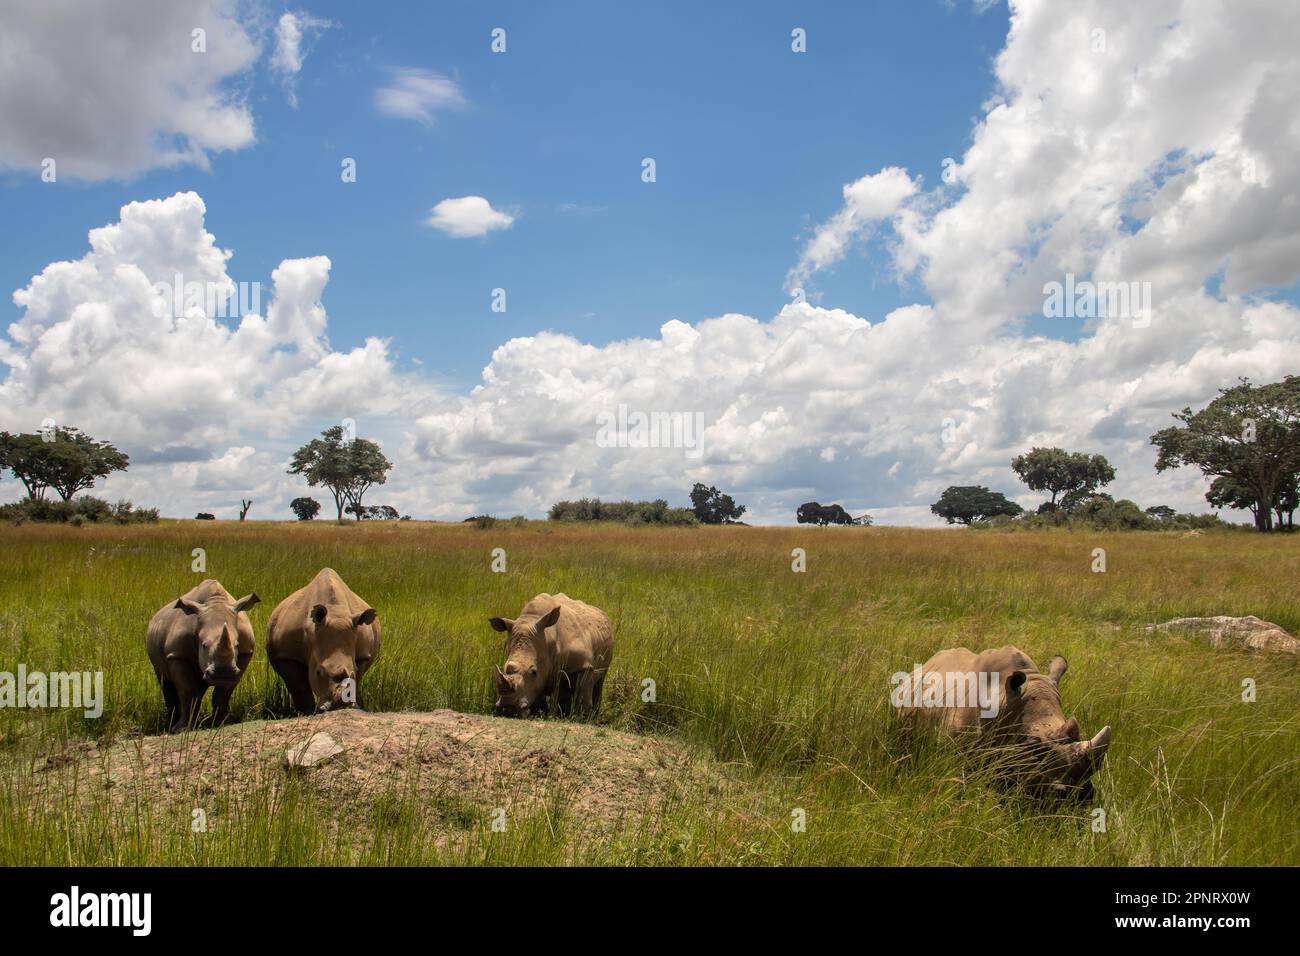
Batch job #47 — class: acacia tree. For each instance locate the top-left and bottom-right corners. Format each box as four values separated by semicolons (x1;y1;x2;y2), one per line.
1151;376;1300;532
0;431;56;499
0;427;128;500
690;483;746;524
1144;505;1177;523
1011;447;1115;511
288;425;393;521
930;486;1024;525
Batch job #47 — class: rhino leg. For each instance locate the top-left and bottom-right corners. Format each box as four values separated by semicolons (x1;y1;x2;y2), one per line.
554;673;574;717
167;662;206;733
159;676;182;730
211;652;251;726
211;685;234;726
173;686;205;733
271;656;316;715
591;669;607;713
574;667;596;716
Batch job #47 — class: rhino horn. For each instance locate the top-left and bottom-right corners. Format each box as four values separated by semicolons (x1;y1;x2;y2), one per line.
1086;725;1113;761
216;623;237;661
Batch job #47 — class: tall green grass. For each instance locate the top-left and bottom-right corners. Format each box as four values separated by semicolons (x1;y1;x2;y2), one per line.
0;520;1296;865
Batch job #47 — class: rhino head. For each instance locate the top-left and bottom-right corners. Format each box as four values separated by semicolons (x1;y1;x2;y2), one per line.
175;592;259;687
307;603;376;712
487;605;561;718
992;656;1112;802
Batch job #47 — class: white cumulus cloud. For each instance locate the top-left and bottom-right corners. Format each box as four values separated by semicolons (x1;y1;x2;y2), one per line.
0;0;259;180
786;166;919;292
424;196;516;238
0;192;435;518
3;0;1299;525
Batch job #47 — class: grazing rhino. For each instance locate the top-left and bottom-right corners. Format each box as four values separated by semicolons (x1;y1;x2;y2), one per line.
894;645;1112;801
267;568;380;714
146;579;259;732
487;593;613;718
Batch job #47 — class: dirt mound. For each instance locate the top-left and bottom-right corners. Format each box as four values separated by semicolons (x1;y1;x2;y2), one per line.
39;709;731;845
1143;615;1300;655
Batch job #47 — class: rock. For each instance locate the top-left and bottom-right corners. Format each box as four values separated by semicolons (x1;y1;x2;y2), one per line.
1143;615;1300;655
286;732;345;769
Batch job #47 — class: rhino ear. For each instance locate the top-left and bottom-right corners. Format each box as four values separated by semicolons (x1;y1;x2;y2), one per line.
488;617;514;633
1047;656;1068;685
537;606;561;631
353;608;376;628
310;604;328;625
233;593;260;614
175;597;202;615
1006;670;1027;698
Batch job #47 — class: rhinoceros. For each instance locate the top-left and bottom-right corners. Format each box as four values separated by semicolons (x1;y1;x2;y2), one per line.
894;645;1112;801
146;579;259;732
267;568;380;714
487;593;613;718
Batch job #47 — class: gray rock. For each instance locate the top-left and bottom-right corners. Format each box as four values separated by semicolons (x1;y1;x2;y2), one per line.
1143;615;1300;655
286;732;345;769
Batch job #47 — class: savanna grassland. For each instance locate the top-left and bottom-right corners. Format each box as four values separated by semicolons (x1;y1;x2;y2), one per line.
0;519;1296;866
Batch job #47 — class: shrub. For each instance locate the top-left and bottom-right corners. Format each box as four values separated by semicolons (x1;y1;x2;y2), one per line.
289;497;320;521
973;500;1243;532
549;498;698;526
0;496;159;524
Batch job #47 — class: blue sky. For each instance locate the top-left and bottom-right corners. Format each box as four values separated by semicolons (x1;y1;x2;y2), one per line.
2;1;1010;389
1;0;1297;523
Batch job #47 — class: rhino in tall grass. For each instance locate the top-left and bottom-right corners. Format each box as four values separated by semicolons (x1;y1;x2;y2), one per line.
146;579;259;732
487;593;613;718
894;646;1112;802
267;568;380;713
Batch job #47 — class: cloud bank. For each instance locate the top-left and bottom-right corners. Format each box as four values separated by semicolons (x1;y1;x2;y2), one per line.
2;0;1298;523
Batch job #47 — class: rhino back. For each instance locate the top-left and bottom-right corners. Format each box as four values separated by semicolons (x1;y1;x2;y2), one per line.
267;579;314;659
551;595;613;671
971;645;1039;678
268;568;376;661
183;578;235;605
908;645;1043;734
146;601;192;676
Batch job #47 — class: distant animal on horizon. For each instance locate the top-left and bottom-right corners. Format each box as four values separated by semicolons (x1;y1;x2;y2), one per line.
894;645;1112;802
146;579;259;732
267;568;380;714
487;593;613;719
